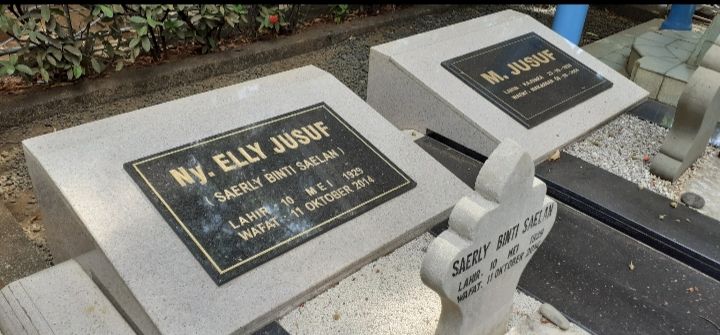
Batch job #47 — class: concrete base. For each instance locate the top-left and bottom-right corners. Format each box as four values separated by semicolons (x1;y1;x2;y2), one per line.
0;259;134;335
627;30;701;106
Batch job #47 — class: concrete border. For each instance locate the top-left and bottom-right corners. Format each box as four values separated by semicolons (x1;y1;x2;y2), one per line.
0;5;455;131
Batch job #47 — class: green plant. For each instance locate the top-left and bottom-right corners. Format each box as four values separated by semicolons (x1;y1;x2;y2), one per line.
329;4;349;24
256;5;287;34
0;4;128;81
0;4;251;84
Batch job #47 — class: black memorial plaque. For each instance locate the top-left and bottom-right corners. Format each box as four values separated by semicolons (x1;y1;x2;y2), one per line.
125;103;416;285
442;32;613;128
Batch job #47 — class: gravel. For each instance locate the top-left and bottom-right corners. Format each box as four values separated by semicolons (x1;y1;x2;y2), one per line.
279;233;589;335
564;114;720;201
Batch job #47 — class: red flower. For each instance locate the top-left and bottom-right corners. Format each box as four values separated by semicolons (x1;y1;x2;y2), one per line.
269;14;279;25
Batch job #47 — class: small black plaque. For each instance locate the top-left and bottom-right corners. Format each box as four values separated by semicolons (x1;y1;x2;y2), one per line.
441;32;613;128
124;103;416;285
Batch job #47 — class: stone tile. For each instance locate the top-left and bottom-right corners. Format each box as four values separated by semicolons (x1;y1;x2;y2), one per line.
666;63;696;82
636;31;677;46
668;39;698;52
637;56;683;75
634;43;679;59
667;47;693;62
632;67;664;99
657;76;686;106
662;30;702;43
606;61;630;77
0;260;134;334
602;50;629;65
22;65;475;335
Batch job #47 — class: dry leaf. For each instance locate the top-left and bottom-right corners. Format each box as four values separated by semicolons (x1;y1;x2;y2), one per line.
549;150;561;161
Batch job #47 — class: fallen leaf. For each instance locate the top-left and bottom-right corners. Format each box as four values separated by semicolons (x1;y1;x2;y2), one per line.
549;150;560;161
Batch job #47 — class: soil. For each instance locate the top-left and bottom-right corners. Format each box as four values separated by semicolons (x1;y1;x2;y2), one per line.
0;5;664;284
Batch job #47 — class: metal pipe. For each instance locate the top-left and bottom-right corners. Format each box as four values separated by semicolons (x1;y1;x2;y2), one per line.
551;4;590;45
660;4;695;31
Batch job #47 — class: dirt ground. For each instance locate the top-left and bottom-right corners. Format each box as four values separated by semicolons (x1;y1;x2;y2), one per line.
0;5;661;285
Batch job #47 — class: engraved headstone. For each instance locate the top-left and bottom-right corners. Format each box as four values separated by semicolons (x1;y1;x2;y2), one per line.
421;139;558;335
23;66;475;334
651;38;720;181
368;10;648;163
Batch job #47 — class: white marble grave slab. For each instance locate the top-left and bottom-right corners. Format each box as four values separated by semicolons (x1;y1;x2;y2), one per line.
23;66;474;334
368;10;648;163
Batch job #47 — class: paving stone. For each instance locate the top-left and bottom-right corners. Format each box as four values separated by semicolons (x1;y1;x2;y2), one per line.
657;76;686;106
666;63;696;82
637;56;683;74
0;259;134;335
635;31;678;46
632;67;664;98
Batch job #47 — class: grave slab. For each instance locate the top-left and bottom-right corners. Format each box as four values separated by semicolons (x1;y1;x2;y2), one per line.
415;135;720;335
22;65;474;334
367;9;648;164
421;140;557;335
0;259;134;335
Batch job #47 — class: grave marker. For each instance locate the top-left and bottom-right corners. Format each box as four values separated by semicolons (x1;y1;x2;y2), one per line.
368;10;648;163
23;65;475;334
421;139;558;335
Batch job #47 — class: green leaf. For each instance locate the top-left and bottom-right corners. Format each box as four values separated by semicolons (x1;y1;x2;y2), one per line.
115;61;124;71
129;37;140;49
72;64;83;79
1;65;15;75
91;57;104;74
141;36;151;52
46;54;58;66
66;68;73;80
9;54;18;65
99;5;113;18
137;25;148;36
40;5;50;22
64;45;82;57
129;16;146;24
15;64;35;75
39;68;49;82
49;47;62;60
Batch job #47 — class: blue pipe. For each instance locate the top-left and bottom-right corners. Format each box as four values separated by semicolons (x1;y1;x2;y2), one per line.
552;5;590;46
660;4;695;31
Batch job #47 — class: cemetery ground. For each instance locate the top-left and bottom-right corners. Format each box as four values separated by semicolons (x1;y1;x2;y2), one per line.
0;4;719;334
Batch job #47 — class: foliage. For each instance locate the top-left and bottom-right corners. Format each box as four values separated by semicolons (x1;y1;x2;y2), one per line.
329;4;349;24
255;5;287;34
0;4;249;83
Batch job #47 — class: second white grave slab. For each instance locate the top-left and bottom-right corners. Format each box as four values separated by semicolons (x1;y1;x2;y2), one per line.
368;10;648;163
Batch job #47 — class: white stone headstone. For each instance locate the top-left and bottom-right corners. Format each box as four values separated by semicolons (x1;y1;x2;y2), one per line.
23;65;475;334
368;10;648;163
421;139;558;335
